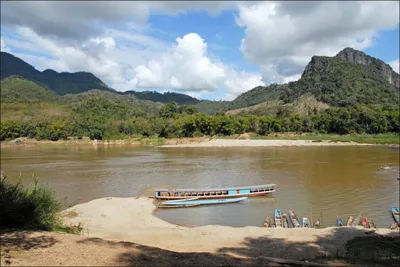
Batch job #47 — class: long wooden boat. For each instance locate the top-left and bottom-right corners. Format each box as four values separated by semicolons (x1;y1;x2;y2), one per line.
282;213;289;228
302;217;311;227
368;218;376;229
263;216;271;228
337;217;343;227
347;216;354;226
351;215;361;227
391;207;400;224
288;210;302;227
158;204;200;208
275;209;283;228
362;218;369;228
161;196;248;206
153;184;276;200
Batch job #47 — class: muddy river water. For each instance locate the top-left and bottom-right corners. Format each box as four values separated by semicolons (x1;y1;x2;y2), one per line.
1;145;398;228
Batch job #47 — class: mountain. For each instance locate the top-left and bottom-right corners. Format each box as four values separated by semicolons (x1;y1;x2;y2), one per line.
122;90;200;105
1;76;59;103
0;52;112;95
335;47;399;88
2;48;398;117
228;47;399;114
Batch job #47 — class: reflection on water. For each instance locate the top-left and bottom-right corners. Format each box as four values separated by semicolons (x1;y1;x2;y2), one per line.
1;145;399;228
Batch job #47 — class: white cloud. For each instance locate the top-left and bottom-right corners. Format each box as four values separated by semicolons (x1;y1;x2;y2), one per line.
131;33;264;97
0;1;233;40
5;27;263;99
389;58;399;73
236;1;400;83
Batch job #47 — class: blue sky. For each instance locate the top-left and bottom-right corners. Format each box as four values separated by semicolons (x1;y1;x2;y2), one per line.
1;1;399;100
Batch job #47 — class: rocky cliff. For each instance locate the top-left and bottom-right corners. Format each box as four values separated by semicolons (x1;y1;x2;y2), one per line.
335;47;399;88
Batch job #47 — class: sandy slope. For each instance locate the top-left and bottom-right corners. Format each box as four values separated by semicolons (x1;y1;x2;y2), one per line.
2;197;397;266
61;197;393;258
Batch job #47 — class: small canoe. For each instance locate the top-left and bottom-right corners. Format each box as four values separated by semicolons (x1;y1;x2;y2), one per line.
337;217;343;227
368;218;376;229
347;216;354;226
390;222;399;230
161;196;247;206
352;215;361;227
314;219;320;228
270;217;276;228
362;218;369;228
282;213;289;228
391;207;400;224
263;216;271;228
302;217;311;227
288;210;302;228
158;204;200;208
275;209;283;228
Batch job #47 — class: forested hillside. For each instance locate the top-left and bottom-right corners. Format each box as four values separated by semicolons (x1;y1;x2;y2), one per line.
1;48;399;142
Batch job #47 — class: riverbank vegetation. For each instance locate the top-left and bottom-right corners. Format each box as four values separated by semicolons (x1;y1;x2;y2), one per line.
0;173;82;234
1;100;399;144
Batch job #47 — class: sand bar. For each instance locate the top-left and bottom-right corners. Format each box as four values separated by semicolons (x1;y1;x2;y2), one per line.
161;139;375;148
60;197;395;261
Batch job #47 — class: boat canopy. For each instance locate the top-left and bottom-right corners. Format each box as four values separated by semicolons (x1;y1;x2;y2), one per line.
155;184;276;192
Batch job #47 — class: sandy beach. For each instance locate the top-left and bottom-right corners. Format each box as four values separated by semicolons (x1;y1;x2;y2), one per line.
161;139;375;147
2;196;398;266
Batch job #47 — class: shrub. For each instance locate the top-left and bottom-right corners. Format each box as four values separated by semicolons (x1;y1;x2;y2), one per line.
0;176;62;230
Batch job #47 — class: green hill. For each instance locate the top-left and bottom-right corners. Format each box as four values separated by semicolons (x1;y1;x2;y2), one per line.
122;90;200;105
228;48;399;114
1;76;59;103
1;52;112;95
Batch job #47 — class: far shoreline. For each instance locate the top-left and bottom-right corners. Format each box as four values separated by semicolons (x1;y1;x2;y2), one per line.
1;134;399;149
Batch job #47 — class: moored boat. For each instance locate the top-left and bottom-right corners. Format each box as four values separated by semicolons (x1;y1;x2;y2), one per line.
282;213;289;228
391;207;400;225
347;216;354;226
302;217;311;227
314;219;320;228
362;217;369;228
351;215;361;227
275;209;283;228
270;217;276;228
161;196;247;207
368;218;376;229
154;184;276;200
263;216;271;228
288;210;302;227
337;217;343;227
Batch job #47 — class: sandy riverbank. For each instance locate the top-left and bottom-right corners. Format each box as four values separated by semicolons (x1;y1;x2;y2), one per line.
59;197;395;259
2;196;398;266
161;139;376;147
2;136;398;149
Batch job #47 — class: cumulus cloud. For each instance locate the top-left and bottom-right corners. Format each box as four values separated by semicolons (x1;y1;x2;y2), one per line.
131;33;264;96
5;27;263;98
0;1;232;40
236;1;400;83
389;58;399;73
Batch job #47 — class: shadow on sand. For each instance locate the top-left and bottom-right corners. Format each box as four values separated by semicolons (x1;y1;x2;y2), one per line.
78;227;399;266
1;227;398;266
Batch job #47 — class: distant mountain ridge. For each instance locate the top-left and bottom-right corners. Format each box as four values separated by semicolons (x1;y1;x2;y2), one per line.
1;48;399;115
228;47;399;114
0;52;112;95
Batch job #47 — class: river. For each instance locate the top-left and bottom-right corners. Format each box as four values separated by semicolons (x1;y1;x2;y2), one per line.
1;145;399;228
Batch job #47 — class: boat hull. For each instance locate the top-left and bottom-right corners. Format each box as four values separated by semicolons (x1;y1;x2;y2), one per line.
288;210;302;227
153;184;276;200
161;196;248;206
391;207;400;224
275;209;283;228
